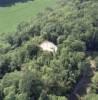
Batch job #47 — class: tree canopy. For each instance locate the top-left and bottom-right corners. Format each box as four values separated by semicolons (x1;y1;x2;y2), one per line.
0;0;98;100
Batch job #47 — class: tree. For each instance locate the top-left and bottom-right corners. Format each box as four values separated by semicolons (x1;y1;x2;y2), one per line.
16;93;29;100
26;43;39;59
19;70;43;100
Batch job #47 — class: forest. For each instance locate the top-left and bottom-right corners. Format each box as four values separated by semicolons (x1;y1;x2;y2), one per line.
0;0;98;100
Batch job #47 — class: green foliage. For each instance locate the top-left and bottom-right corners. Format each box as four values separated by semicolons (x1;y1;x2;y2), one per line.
0;0;98;100
16;93;29;100
47;95;67;100
83;94;98;100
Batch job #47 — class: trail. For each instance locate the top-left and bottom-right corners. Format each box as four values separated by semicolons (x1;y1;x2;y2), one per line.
69;59;96;100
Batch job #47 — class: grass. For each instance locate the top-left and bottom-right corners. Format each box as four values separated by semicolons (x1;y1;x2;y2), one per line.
0;0;57;33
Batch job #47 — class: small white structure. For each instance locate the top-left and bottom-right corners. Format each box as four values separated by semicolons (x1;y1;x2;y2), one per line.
39;41;57;53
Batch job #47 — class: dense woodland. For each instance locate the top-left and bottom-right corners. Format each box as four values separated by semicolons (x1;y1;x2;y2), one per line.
0;0;98;100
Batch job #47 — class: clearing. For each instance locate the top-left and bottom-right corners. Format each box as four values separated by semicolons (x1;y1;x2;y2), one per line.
0;0;57;33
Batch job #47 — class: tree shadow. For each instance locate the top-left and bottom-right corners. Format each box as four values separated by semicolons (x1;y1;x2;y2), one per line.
0;0;34;7
68;60;95;100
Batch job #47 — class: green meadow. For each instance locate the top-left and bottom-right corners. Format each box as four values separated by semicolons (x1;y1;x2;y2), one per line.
0;0;57;33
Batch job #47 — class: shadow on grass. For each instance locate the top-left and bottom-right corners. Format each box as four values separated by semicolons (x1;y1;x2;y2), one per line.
0;0;34;7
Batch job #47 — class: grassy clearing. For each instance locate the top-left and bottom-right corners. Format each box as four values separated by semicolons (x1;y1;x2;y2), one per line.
0;0;57;33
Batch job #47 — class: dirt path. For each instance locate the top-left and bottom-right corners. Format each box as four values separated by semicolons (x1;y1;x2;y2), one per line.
69;59;96;100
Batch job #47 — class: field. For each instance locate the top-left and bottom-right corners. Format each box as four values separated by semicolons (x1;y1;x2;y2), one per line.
0;0;57;33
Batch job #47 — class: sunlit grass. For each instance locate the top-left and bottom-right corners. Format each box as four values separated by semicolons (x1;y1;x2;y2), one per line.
0;0;57;33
